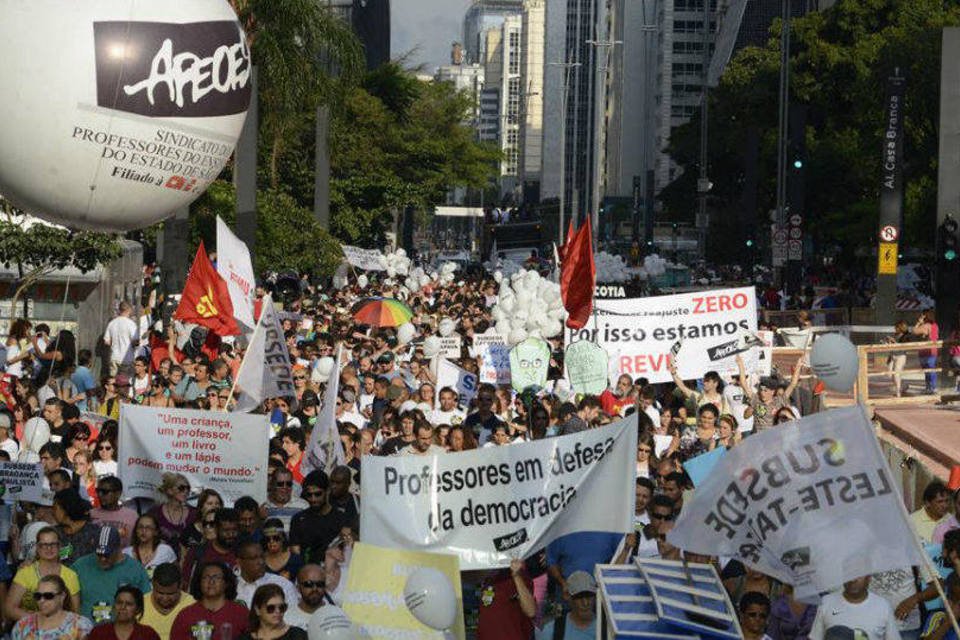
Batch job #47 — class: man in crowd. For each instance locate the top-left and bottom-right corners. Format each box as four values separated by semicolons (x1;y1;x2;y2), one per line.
103;301;138;376
477;558;535;640
235;496;263;544
328;465;359;520
810;575;901;640
465;384;506;445
537;571;598;640
234;539;299;607
558;397;602;436
431;387;465;426
72;526;151;623
142;563;195;640
181;508;240;589
286;564;332;630
403;423;446;457
290;470;348;564
910;480;951;544
41;400;67;442
171;561;249;639
599;374;635;417
90;476;139;546
263;467;308;530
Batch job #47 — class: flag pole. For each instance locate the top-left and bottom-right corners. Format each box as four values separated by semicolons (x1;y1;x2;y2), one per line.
857;403;960;638
224;297;267;412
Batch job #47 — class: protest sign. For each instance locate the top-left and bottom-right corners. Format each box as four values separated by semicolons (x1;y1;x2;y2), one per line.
361;416;636;569
438;336;462;360
118;405;270;504
234;295;294;412
668;406;924;600
475;333;510;385
79;411;108;439
564;341;609;394
216;216;256;329
0;462;44;503
567;287;759;384
436;359;478;409
341;542;465;640
342;245;386;271
509;337;550;392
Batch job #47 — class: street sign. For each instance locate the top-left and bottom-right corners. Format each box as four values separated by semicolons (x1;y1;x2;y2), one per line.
789;214;803;227
789;227;803;240
772;225;788;267
788;239;802;260
879;225;899;242
878;242;898;275
774;229;788;244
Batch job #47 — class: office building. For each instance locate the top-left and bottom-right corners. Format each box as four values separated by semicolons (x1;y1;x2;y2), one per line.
463;0;525;64
326;0;391;70
519;0;546;198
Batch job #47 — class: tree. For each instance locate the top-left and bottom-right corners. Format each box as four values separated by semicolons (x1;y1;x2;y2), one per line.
190;182;342;277
662;0;960;265
0;199;123;317
228;0;365;188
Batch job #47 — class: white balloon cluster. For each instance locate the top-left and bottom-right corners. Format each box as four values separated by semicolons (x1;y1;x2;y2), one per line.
486;256;524;283
634;254;671;280
436;262;458;285
378;248;412;280
594;252;630;283
490;269;565;346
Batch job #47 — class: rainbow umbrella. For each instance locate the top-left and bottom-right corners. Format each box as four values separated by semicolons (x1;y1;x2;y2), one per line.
352;297;414;327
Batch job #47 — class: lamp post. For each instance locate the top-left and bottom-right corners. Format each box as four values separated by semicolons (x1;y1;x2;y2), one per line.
586;37;621;251
547;59;581;246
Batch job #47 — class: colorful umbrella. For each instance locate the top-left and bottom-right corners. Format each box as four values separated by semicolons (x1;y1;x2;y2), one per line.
352;297;414;327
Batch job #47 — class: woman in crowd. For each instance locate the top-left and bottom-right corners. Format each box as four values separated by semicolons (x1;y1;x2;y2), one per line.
766;584;816;640
147;473;196;547
143;376;175;408
124;514;177;575
130;357;151;402
12;403;33;442
87;586;160;640
72;450;99;506
10;574;91;640
529;405;551;440
64;423;91;464
636;431;658;479
912;309;939;394
717;414;741;449
738;591;773;640
5;318;33;380
97;377;122;420
415;381;435;411
179;489;223;553
93;434;118;479
262;518;303;581
324;523;358;605
35;329;76;387
5;527;81;621
445;425;477;452
669;364;729;414
773;407;799;426
239;583;306;640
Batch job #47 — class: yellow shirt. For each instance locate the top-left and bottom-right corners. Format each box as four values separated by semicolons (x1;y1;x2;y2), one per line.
141;591;195;640
910;507;949;544
13;564;81;611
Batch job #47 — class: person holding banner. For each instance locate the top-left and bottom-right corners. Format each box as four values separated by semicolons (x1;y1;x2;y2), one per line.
477;558;536;640
737;354;804;431
669;365;730;415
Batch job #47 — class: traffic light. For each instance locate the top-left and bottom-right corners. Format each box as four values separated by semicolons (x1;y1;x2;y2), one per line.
745;239;754;248
792;158;803;170
937;214;960;340
940;216;959;262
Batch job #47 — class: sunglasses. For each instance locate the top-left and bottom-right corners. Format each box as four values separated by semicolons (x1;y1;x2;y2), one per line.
32;591;60;601
98;445;113;451
96;487;117;495
274;481;293;488
303;491;323;499
264;603;288;614
300;580;325;590
650;512;675;521
294;376;306;381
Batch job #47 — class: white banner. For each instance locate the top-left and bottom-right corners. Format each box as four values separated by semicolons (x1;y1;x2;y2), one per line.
668;406;924;600
567;287;759;384
361;416;636;569
234;295;294;412
342;245;386;272
303;346;345;476
436;359;478;409
473;333;510;385
438;336;462;360
118;405;270;504
216;217;256;329
0;462;44;503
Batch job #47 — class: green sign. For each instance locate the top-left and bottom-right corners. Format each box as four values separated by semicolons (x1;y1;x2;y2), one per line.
564;341;609;395
509;337;551;392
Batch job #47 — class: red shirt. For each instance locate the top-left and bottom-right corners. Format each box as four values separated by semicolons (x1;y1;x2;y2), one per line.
477;570;534;640
170;601;249;640
599;389;635;417
287;455;304;484
89;623;161;640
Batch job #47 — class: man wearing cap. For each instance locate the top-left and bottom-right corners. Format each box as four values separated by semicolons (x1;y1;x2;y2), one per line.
72;525;152;623
536;571;597;640
378;352;401;382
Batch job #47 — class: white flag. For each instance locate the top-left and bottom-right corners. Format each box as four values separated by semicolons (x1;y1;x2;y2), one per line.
436;358;478;410
234;295;294;412
302;345;345;476
216;216;256;329
668;406;925;600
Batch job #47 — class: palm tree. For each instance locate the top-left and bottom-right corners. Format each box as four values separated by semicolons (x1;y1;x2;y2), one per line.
228;0;365;187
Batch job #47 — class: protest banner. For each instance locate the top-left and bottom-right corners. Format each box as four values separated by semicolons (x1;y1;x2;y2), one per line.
342;245;386;271
341;542;465;640
302;346;345;476
474;333;510;385
564;340;609;394
361;415;636;569
0;462;44;503
436;359;478;409
509;337;551;392
567;287;759;384
216;216;256;329
668;406;924;600
438;336;462;360
118;405;270;504
233;295;294;412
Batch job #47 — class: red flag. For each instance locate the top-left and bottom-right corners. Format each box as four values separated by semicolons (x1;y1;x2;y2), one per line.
560;217;596;329
558;219;578;262
173;241;241;336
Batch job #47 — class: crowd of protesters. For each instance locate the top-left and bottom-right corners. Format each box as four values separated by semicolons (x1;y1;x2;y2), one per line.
0;253;955;640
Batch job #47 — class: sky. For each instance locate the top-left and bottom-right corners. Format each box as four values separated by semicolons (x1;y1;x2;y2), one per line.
391;0;473;73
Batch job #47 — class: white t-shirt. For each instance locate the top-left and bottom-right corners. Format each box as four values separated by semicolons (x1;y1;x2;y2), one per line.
869;568;920;632
809;591;902;640
104;315;139;364
429;407;465;426
723;383;754;433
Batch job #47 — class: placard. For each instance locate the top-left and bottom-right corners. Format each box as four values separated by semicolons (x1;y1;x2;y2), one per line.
564;341;609;394
474;333;510;386
342;245;386;271
0;462;44;503
509;337;550;392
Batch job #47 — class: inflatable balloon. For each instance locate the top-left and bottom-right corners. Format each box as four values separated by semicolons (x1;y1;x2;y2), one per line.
404;567;457;631
307;606;355;640
438;318;456;338
19;417;51;464
356;274;368;289
311;356;335;385
397;322;416;345
0;0;251;231
809;332;858;392
423;336;442;358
